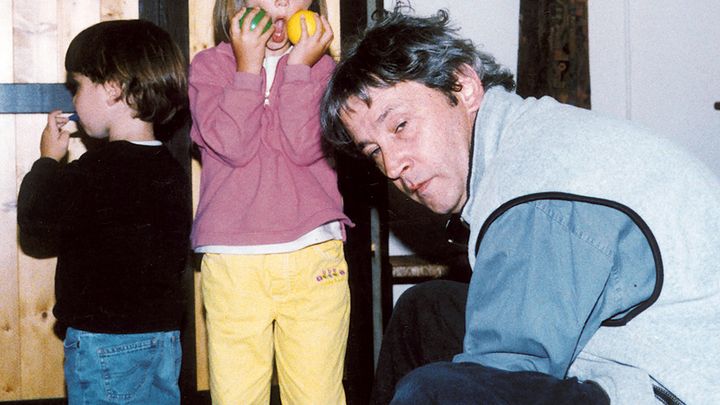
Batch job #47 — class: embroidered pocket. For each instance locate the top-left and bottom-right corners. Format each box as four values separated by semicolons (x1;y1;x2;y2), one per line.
97;337;160;402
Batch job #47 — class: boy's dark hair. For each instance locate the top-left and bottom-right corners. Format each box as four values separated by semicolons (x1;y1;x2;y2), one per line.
65;19;188;138
320;7;516;156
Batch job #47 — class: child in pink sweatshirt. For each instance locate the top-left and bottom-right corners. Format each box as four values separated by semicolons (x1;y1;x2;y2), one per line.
188;1;351;404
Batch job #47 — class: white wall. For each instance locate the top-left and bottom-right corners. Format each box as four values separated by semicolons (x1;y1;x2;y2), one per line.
384;0;520;76
588;0;720;177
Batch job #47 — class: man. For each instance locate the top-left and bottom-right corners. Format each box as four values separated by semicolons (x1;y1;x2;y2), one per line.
320;7;720;405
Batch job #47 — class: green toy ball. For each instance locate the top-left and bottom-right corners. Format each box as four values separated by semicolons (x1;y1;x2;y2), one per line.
239;8;272;33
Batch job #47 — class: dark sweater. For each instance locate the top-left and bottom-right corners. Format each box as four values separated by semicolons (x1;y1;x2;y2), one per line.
18;141;191;333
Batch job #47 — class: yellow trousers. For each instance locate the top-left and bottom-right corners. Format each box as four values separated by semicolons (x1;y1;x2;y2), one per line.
201;240;350;405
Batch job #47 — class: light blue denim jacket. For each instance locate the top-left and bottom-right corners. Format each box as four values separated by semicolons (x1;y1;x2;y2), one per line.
454;197;656;378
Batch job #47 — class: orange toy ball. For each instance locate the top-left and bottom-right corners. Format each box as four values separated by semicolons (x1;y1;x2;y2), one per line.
287;10;318;45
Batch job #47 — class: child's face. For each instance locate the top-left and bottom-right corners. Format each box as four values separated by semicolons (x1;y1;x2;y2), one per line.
244;0;313;51
68;73;112;139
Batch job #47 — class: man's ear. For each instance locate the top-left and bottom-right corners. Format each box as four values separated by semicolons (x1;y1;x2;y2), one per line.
455;63;484;114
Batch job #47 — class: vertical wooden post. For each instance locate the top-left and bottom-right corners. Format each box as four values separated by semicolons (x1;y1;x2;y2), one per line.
517;0;591;109
337;2;389;404
13;1;65;398
138;1;198;402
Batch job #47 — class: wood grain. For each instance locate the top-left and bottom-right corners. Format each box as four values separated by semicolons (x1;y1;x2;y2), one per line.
5;0;139;400
16;114;64;399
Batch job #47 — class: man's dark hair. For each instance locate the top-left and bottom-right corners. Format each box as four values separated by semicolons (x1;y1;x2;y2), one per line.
321;7;515;156
65;19;188;138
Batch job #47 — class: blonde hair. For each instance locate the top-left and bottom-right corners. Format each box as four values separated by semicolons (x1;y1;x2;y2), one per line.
213;0;327;45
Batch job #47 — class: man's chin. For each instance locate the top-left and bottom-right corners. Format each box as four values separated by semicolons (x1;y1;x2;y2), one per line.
413;196;455;215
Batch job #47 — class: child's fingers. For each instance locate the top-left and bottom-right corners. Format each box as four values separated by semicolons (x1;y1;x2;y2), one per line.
233;7;259;36
257;13;273;40
58;129;71;143
47;109;63;127
319;15;333;44
54;115;69;129
60;115;79;134
232;7;248;33
237;8;270;35
298;15;309;42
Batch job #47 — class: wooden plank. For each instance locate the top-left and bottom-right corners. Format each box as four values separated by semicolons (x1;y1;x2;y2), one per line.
0;112;20;401
14;0;65;399
59;0;99;78
194;272;209;391
0;0;12;82
13;1;58;83
517;0;591;108
16;114;65;400
189;0;210;390
102;0;139;20
326;0;341;60
189;0;214;59
0;10;19;401
389;255;450;279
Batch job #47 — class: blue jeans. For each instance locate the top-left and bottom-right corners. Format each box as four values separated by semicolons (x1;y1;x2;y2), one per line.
63;327;181;405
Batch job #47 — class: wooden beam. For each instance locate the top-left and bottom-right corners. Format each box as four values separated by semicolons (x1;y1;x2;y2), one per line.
517;0;591;109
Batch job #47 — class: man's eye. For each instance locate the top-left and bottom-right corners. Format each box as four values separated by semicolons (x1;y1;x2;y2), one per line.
395;121;406;133
367;147;381;159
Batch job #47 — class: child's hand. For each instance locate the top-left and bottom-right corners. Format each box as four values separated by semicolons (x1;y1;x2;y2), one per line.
230;7;273;74
40;110;71;161
287;13;333;67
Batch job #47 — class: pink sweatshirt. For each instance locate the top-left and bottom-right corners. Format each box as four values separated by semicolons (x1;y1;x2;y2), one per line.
189;42;349;248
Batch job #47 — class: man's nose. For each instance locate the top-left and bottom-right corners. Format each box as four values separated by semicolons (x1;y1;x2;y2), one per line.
383;150;409;181
275;0;289;7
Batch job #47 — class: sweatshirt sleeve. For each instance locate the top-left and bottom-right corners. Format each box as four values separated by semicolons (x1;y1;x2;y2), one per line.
17;158;81;254
454;199;656;378
274;54;336;165
188;48;266;167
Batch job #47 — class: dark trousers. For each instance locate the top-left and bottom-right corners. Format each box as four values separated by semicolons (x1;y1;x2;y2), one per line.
370;280;609;405
370;280;468;405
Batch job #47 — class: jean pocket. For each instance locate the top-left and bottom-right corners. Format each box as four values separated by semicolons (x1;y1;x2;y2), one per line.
97;337;160;402
63;336;80;353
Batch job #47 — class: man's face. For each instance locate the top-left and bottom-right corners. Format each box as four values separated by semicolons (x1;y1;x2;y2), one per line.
341;80;480;214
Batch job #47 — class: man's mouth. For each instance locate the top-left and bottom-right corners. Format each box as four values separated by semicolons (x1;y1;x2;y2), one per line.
406;178;430;197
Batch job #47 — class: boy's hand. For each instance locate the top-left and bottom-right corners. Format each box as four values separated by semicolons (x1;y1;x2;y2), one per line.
231;7;273;74
287;14;333;67
40;110;70;161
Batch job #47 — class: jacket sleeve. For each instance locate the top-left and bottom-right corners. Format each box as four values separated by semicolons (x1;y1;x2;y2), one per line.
274;55;336;165
188;49;266;167
454;199;656;378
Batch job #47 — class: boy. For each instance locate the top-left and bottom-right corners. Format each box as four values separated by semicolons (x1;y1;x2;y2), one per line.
17;19;191;404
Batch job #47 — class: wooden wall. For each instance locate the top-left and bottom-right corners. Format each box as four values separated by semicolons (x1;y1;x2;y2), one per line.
0;1;138;401
1;0;341;400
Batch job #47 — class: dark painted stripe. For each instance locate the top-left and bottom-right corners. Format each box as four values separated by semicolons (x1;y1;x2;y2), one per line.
0;83;74;113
